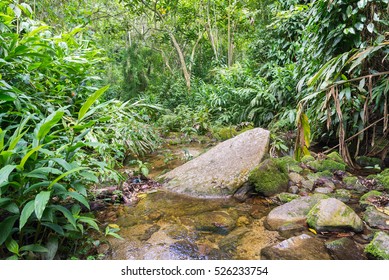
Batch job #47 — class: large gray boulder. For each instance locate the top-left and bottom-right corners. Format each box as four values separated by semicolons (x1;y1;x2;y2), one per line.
160;128;270;197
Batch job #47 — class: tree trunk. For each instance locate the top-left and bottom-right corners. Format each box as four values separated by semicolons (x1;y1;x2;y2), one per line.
170;33;191;90
227;0;233;66
206;0;218;61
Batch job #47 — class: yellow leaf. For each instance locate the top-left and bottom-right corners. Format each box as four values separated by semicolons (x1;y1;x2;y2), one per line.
108;224;119;229
308;228;317;235
137;193;147;199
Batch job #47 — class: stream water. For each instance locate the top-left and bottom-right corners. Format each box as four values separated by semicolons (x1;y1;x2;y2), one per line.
98;141;373;260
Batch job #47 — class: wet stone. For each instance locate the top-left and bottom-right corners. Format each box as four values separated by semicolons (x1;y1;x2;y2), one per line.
363;206;389;230
164;224;189;240
139;224;161;241
192;211;237;235
325;238;366;260
314;187;334;194
261;234;331;260
169;240;199;260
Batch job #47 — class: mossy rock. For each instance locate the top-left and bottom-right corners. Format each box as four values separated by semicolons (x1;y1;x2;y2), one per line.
248;158;289;197
277;192;300;203
365;231;389;260
326;151;345;164
360;190;383;208
274;156;303;173
308;159;346;172
355;156;382;168
343;176;358;186
306;198;363;232
212;126;238;141
301;155;315;163
375;169;389;190
333;189;352;203
307;170;333;182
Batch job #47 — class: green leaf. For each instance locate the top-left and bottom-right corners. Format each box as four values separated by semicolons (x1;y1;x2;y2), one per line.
48;167;87;189
20;244;48;253
78;85;109;121
19;200;35;230
26;167;63;179
50;205;77;230
5;238;19;255
44;236;58;260
35;110;64;144
367;23;374;33
80;171;99;183
34;191;51;221
0;165;16;187
18;145;42;170
0;215;18;245
66;191;90;210
41;222;64;236
78;216;99;231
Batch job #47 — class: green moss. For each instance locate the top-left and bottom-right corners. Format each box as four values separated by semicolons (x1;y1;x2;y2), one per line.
333;189;351;202
343;176;358;186
277;192;300;203
326;152;345;163
375;169;389;190
274;156;303;173
308;159;346;172
360;190;382;204
248;158;289;197
301;155;315;163
365;232;389;260
213;126;238;141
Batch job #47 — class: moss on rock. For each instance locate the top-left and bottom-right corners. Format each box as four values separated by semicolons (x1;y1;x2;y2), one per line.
301;155;315;163
360;190;383;208
326;152;345;163
365;231;389;260
274;156;303;173
277;192;300;203
343;176;358;186
375;169;389;190
248;158;289;197
308;159;346;172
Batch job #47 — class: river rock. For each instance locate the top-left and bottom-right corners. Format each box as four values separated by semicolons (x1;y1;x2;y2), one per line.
325;238;366;260
266;194;328;231
306;198;363;232
160;128;270;197
192;211;236;235
365;231;389;259
248;158;289;196
363;206;389;230
261;234;331;260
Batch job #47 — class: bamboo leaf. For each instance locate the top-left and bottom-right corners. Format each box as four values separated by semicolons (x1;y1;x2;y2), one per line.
78;85;109;121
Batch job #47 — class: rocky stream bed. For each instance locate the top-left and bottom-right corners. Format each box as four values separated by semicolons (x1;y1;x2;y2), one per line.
95;129;389;260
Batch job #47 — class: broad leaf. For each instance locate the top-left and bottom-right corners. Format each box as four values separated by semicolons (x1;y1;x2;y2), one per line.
0;215;19;245
66;191;90;210
34;191;51;220
78;85;109;121
51;205;77;230
19;200;35;230
34;110;64;144
20;244;48;253
5;238;19;255
0;165;16;187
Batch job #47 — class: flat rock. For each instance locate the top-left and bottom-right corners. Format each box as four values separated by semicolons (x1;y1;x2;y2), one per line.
266;194;328;231
363;206;389;230
306;198;363;232
160;128;270;197
325;238;366;260
261;234;331;260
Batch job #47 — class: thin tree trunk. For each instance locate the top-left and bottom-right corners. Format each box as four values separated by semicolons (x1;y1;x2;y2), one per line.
227;0;233;66
206;0;218;61
189;31;203;72
170;33;191;90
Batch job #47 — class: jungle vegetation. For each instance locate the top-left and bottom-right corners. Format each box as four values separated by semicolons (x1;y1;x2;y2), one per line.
0;0;388;259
